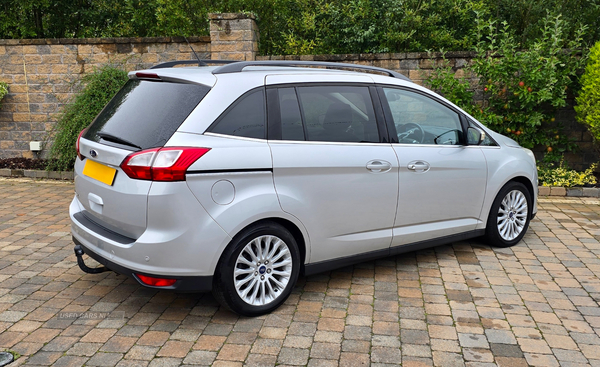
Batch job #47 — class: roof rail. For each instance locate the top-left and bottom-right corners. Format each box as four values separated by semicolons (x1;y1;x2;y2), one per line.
211;60;411;81
150;60;238;69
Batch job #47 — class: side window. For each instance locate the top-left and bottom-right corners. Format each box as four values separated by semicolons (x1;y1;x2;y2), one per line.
282;85;379;143
383;88;462;145
209;89;266;139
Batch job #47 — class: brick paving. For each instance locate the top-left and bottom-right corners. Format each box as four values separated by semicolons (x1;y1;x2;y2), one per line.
2;178;600;366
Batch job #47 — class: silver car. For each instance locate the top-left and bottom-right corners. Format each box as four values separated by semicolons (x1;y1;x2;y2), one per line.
70;60;537;316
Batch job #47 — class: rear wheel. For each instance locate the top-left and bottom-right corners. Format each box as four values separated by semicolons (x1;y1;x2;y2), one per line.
485;181;532;248
212;221;300;316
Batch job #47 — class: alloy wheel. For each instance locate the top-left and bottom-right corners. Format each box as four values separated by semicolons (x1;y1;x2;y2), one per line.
497;189;528;241
233;235;293;306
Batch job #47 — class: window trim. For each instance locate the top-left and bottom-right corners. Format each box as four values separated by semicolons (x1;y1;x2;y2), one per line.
377;84;469;146
266;82;387;144
294;87;311;141
370;85;391;143
206;86;267;140
266;88;281;140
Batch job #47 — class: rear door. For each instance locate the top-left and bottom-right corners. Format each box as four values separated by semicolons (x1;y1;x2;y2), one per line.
266;77;399;264
75;78;210;239
378;86;487;246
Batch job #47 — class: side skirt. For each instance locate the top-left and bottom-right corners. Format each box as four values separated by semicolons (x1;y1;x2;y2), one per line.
303;229;486;277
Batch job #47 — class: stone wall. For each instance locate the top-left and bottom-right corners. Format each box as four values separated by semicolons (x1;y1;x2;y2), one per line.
0;37;210;158
209;13;259;61
0;13;257;159
258;51;474;85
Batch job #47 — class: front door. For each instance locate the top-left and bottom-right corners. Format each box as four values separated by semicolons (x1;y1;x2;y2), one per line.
268;83;399;263
379;86;488;246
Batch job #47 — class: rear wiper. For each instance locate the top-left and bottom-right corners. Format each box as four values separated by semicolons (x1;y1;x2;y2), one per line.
96;132;142;150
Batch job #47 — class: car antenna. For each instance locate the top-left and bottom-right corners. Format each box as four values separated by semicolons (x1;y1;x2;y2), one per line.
183;35;206;66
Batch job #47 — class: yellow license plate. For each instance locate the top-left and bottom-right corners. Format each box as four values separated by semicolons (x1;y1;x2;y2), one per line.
83;160;117;186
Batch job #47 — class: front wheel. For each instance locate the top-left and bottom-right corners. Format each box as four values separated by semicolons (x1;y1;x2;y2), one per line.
485;181;532;248
212;222;300;316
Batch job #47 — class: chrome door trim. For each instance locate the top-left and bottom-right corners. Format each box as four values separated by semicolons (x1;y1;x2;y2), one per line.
269;140;386;147
204;132;267;142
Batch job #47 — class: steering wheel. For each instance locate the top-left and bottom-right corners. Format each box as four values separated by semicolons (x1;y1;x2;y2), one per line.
397;123;424;144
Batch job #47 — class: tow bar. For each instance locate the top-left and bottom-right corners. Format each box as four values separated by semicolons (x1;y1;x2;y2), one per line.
74;245;109;274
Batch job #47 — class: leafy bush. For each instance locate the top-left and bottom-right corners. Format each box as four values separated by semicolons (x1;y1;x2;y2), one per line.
538;162;597;187
46;65;128;171
575;41;600;143
4;0;599;56
426;13;586;163
270;0;477;55
427;57;474;111
0;82;8;109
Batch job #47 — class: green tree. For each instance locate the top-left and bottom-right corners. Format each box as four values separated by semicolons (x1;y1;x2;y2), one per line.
575;41;600;143
273;0;480;55
426;13;586;162
3;0;599;56
482;0;600;48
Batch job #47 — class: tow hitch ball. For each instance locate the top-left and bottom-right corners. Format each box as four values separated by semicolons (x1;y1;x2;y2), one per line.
74;245;109;274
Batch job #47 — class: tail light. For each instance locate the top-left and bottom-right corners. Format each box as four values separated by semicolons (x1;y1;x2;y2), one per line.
120;147;210;182
136;274;176;287
76;128;87;160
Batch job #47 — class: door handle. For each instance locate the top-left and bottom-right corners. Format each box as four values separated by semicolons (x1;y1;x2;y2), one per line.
366;160;392;173
407;161;430;172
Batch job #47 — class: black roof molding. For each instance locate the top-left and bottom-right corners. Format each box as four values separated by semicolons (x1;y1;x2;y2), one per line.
211;60;411;81
149;59;411;81
150;60;237;69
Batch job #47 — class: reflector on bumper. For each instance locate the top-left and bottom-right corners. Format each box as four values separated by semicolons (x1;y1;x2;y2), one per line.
136;274;177;287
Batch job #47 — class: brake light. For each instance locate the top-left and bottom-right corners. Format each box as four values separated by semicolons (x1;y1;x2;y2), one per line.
120;147;210;181
136;274;176;287
76;128;87;160
135;72;160;80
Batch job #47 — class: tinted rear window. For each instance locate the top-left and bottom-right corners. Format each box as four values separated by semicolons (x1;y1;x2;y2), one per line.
84;80;210;150
208;89;266;139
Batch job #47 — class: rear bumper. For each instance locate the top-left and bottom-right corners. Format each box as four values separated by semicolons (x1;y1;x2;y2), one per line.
73;237;213;292
70;180;233;288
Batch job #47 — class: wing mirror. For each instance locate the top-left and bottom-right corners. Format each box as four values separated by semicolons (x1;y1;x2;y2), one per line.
467;127;486;145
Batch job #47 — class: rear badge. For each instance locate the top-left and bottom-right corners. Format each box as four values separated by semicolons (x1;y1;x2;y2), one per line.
89;149;98;158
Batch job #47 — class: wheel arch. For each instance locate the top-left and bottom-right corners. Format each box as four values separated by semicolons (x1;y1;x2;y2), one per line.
214;217;308;275
484;176;534;247
509;176;535;212
269;218;307;271
478;174;537;229
211;216;306;315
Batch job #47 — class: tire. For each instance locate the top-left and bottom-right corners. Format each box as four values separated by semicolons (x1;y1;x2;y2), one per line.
485;181;532;248
212;221;301;316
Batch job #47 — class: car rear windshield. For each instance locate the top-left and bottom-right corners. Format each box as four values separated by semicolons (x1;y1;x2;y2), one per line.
84;79;210;150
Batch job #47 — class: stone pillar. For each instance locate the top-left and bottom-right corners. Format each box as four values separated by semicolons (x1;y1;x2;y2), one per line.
209;13;258;61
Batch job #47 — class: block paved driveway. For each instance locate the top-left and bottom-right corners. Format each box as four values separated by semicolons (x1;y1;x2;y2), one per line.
2;178;600;367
